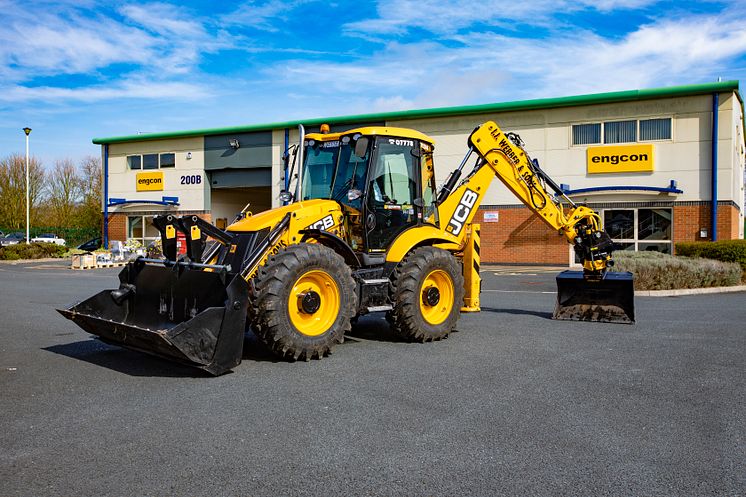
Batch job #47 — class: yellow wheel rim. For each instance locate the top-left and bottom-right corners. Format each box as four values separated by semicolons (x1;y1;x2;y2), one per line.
419;269;454;325
287;270;340;336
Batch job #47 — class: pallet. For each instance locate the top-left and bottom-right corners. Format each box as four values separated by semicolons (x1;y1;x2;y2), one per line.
94;261;127;269
71;263;97;270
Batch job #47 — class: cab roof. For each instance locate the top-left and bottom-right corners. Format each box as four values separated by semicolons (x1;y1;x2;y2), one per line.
341;126;435;145
305;131;342;141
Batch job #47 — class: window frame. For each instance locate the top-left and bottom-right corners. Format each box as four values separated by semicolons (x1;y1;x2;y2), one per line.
570;116;673;147
569;207;674;264
127;215;159;246
126;152;178;170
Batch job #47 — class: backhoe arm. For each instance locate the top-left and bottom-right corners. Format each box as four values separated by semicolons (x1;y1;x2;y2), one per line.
438;121;614;275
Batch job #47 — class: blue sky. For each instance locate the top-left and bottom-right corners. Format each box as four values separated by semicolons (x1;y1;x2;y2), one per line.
2;0;746;166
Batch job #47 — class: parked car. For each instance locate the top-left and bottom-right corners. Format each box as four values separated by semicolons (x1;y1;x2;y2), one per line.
76;237;102;252
30;233;66;246
1;232;26;246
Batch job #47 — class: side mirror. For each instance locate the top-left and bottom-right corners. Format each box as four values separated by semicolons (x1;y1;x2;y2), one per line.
279;190;294;203
354;137;369;158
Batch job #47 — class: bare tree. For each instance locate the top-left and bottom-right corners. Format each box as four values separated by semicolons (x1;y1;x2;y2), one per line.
0;154;45;230
46;159;82;227
77;155;103;229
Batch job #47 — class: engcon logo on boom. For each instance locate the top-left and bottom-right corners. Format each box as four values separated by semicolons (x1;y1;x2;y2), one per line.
587;144;654;173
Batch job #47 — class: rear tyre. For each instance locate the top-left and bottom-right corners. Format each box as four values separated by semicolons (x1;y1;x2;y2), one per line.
252;243;357;361
387;246;464;342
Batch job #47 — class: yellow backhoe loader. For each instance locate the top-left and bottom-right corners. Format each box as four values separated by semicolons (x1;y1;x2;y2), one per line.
59;121;634;375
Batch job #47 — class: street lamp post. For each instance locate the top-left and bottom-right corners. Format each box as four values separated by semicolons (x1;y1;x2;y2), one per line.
23;127;31;244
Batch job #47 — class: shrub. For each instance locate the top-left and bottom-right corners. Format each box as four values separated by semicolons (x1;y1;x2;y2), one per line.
612;251;742;290
0;242;67;261
675;240;746;274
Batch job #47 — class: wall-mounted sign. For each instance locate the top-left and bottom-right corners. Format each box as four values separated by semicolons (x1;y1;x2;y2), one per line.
136;171;164;191
483;211;499;222
587;144;654;174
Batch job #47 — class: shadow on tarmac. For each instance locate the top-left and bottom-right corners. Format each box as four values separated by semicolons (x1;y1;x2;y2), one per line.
345;315;404;343
44;332;280;378
479;306;553;319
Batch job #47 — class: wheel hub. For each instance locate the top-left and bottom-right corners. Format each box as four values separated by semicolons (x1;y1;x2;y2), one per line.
422;286;440;306
299;291;321;314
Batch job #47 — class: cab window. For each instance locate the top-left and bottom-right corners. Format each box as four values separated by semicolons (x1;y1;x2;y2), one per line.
366;138;419;249
301;141;339;200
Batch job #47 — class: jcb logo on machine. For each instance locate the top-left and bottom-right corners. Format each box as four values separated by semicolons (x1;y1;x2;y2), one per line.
307;214;334;231
447;189;479;236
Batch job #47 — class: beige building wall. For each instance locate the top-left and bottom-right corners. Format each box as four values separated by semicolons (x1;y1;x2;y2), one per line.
108;136;208;213
387;92;743;211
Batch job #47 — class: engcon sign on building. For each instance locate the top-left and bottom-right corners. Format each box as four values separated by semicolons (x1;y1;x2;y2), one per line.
587;144;654;173
136;171;164;191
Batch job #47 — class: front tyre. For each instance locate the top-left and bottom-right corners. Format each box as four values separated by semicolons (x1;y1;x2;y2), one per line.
252;243;357;360
388;247;464;342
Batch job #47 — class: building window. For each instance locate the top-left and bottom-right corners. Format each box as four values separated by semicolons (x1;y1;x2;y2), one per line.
127;155;142;170
572;123;601;145
604;120;637;144
604;208;672;253
127;152;177;170
143;154;158;170
572;118;672;145
573;207;673;264
639;118;672;141
127;215;160;246
159;153;175;168
128;216;143;239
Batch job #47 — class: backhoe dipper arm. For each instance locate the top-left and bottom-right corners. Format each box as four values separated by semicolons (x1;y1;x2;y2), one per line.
437;121;614;275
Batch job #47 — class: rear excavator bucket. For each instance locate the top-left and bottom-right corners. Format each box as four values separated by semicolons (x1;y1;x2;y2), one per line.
553;270;635;324
57;260;249;375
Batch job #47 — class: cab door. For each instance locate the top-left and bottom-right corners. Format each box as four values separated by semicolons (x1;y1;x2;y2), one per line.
364;138;421;250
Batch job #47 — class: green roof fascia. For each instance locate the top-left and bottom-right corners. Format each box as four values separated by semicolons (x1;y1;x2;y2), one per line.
93;80;740;145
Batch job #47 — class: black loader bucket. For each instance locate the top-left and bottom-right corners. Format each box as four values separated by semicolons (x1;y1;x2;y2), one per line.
57;260;249;375
553;270;635;324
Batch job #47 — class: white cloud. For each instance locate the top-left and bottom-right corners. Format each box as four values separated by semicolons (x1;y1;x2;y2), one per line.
0;80;211;103
270;13;746;113
344;0;661;37
220;0;316;32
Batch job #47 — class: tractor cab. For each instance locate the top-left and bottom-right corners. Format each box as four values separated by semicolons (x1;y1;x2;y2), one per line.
330;128;439;254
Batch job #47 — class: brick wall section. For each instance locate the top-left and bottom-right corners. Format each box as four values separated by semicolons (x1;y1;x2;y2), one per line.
474;208;568;265
107;213;127;243
105;211;211;244
477;203;741;263
672;203;740;246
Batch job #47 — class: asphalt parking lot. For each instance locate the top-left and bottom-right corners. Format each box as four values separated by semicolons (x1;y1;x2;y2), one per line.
1;261;745;496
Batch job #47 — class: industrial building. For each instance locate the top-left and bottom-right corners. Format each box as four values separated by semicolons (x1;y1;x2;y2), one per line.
94;81;745;264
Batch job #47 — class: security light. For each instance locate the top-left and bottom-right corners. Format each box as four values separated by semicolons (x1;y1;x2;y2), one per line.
229;138;240;149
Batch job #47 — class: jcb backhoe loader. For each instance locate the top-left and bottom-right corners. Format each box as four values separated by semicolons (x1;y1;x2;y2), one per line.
59;121;634;375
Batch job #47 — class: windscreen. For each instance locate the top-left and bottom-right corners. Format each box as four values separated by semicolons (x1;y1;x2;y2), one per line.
329;141;370;209
301;140;339;200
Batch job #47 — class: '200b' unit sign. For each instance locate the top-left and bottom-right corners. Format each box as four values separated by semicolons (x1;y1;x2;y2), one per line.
136;172;203;191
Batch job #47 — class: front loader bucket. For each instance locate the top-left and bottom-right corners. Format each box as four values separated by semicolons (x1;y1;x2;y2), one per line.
57;261;249;375
553;270;635;324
